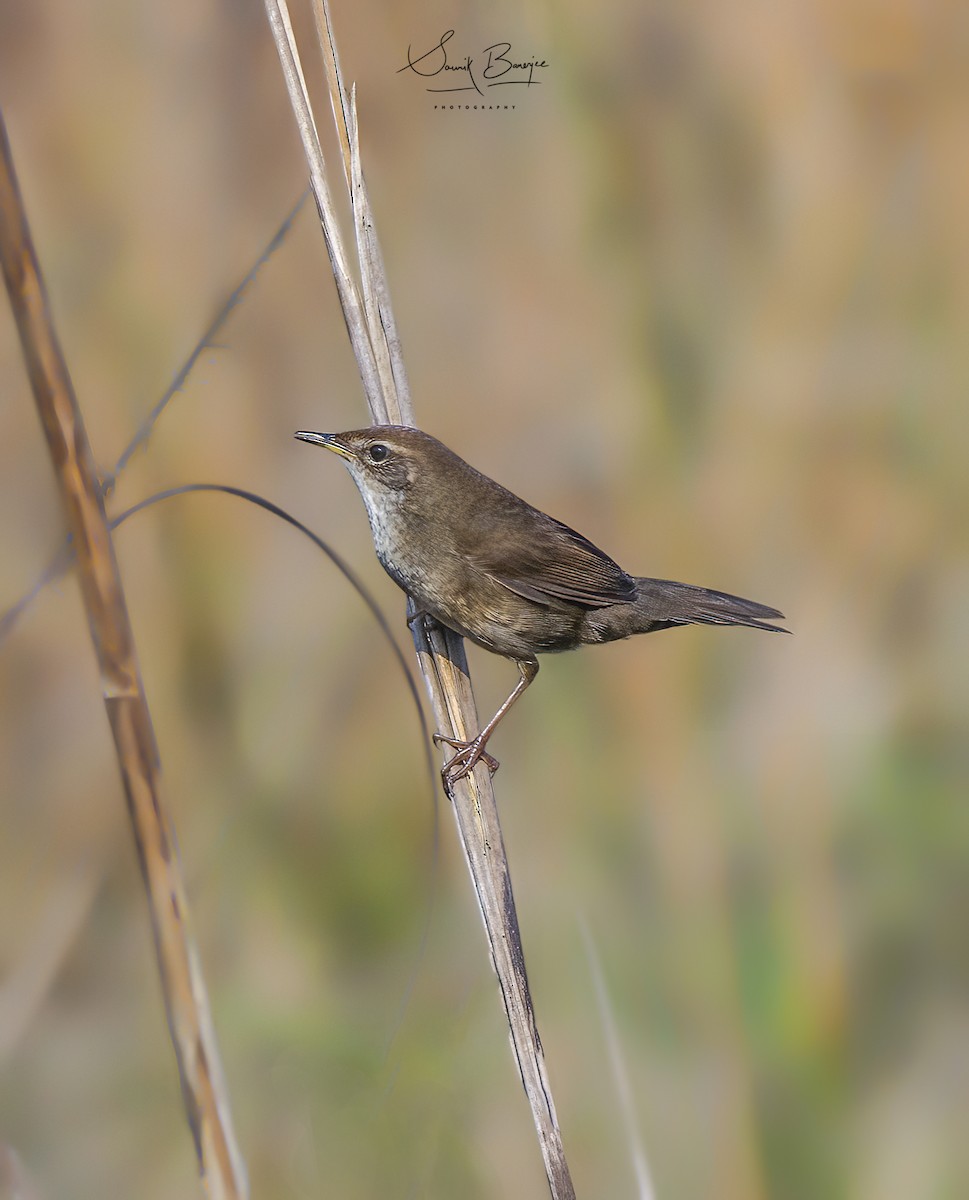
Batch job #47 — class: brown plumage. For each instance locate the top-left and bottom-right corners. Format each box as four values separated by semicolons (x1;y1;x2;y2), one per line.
296;426;787;782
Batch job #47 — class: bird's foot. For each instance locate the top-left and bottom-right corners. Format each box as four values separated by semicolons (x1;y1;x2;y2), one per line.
406;608;429;633
433;733;500;783
407;607;442;636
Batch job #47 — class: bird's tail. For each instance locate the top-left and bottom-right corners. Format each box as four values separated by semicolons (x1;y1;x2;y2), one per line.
632;577;788;633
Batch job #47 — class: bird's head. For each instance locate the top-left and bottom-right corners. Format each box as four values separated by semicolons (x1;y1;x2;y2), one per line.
295;424;469;517
296;425;421;490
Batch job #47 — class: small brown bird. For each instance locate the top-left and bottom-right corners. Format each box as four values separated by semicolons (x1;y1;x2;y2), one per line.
296;426;787;783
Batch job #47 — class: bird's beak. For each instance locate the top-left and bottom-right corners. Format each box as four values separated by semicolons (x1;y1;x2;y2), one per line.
294;431;354;461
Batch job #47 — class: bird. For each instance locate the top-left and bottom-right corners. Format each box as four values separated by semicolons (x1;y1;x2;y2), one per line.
295;425;787;783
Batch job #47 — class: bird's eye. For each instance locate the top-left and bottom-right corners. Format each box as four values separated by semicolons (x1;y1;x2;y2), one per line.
368;443;390;463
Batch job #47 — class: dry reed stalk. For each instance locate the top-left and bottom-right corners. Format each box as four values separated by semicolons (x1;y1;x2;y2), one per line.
0;1143;44;1200
263;2;576;1195
0;860;101;1063
580;917;656;1200
0;113;247;1200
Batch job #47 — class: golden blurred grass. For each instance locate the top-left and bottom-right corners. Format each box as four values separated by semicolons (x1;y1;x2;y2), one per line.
1;1;967;1197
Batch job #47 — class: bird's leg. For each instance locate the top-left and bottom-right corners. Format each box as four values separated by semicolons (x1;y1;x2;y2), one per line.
408;604;501;773
406;605;432;634
434;659;539;784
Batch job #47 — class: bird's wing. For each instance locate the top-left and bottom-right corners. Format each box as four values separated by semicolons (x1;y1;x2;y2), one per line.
472;518;637;608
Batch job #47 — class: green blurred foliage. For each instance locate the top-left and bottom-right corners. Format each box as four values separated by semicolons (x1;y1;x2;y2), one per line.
1;1;967;1197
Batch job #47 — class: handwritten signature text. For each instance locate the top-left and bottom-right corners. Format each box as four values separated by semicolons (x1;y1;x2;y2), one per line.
398;30;549;95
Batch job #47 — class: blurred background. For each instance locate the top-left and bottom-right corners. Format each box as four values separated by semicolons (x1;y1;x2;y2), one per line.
1;1;966;1197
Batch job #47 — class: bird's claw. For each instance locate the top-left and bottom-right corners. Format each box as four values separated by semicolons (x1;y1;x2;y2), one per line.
433;733;500;783
406;608;428;633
